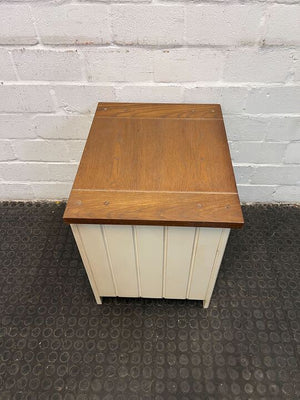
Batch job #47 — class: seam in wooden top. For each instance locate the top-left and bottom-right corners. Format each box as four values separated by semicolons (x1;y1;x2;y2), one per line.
94;116;223;120
64;102;242;228
72;189;238;195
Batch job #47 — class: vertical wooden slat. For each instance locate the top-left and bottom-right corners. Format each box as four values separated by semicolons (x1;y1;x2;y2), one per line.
188;228;222;300
135;225;164;298
104;225;139;297
186;227;200;298
72;223;230;306
76;224;116;297
203;228;230;308
162;226;168;298
165;226;196;299
101;225;118;296
71;224;102;304
132;226;141;297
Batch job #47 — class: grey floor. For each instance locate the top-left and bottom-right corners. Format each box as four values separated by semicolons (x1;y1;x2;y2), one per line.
0;202;299;400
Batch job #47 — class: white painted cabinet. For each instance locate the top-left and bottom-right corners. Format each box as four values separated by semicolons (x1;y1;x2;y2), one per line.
65;103;243;308
71;224;230;308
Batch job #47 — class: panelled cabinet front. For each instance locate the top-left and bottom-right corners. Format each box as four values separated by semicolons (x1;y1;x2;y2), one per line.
71;224;230;308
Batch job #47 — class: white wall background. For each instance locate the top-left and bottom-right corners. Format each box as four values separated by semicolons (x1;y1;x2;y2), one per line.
0;0;299;202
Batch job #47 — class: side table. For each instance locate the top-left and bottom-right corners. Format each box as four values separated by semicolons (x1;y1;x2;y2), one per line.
63;103;243;307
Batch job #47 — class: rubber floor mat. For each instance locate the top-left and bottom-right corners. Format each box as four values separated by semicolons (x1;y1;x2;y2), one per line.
0;202;299;400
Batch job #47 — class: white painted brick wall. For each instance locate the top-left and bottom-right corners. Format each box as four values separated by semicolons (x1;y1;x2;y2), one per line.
245;87;300;113
111;5;184;45
0;5;37;45
223;49;293;83
285;143;300;164
12;49;84;81
154;49;224;82
185;5;263;46
0;49;17;80
84;48;154;82
0;85;55;113
230;142;287;164
31;4;111;45
53;85;115;114
265;5;300;46
0;141;16;161
0;0;299;203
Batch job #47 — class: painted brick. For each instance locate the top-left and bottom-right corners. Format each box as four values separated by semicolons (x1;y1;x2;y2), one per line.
116;85;183;103
251;166;300;185
12;49;83;81
245;87;300;114
233;165;254;184
0;162;78;183
224;116;268;141
65;141;85;162
84;48;153;82
47;163;78;182
264;0;300;3
79;0;151;2
54;85;115;114
32;4;111;45
0;5;37;45
285;143;300;164
237;185;276;203
111;5;184;45
0;115;36;139
224;49;292;83
265;5;300;45
293;51;300;82
273;186;300;202
32;182;72;200
265;117;300;141
0;141;16;161
0;162;50;181
184;86;248;114
0;183;34;200
13;140;70;162
154;49;224;82
0;85;54;113
0;49;17;80
0;1;299;203
230;142;286;164
33;115;93;140
0;161;78;183
186;5;263;46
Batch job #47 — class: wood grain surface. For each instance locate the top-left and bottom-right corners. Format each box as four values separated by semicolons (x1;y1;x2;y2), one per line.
95;102;223;119
64;190;243;227
64;102;244;228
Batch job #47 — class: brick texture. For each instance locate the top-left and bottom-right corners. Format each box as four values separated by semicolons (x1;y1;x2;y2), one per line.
0;1;299;202
265;5;300;46
111;5;184;45
12;49;84;81
185;5;263;46
0;5;37;45
31;4;111;45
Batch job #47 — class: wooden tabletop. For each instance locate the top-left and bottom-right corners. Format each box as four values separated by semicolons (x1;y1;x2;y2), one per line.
64;103;244;228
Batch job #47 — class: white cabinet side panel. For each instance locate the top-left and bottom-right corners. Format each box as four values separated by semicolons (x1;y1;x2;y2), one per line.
203;228;230;308
104;225;139;297
188;228;222;300
71;224;101;304
164;226;196;299
77;224;116;297
135;226;164;298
